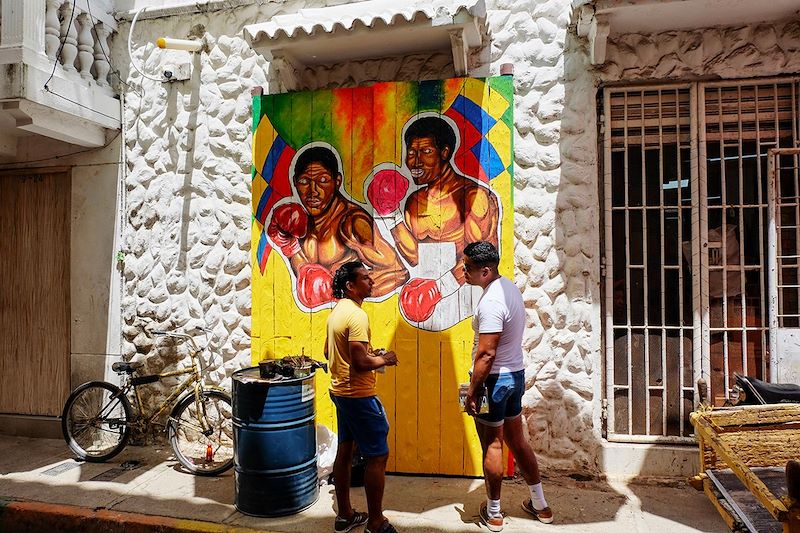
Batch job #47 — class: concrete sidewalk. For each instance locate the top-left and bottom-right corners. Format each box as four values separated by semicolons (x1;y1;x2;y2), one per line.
0;434;727;532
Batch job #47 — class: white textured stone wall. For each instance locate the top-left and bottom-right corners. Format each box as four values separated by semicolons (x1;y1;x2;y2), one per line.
116;5;274;409
601;20;800;82
486;0;602;471
115;0;606;468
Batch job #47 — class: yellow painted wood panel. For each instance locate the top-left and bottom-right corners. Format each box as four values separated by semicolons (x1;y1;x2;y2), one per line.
251;77;514;477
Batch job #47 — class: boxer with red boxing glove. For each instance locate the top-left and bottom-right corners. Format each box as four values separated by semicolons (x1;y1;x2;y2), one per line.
398;271;461;323
296;263;334;308
267;202;308;257
392;116;500;287
366;166;409;232
272;145;408;308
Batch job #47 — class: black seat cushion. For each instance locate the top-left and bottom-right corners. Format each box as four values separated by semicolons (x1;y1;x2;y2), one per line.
111;361;144;374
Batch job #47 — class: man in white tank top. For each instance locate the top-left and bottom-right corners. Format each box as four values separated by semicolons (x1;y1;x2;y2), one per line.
462;241;554;531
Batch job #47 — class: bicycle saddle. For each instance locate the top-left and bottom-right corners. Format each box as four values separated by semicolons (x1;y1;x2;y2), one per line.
112;361;144;374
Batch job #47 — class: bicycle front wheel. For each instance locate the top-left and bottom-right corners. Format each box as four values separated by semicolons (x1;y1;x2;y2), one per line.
168;390;234;476
62;381;132;462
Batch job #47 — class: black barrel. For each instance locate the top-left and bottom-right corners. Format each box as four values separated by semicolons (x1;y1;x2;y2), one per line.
232;367;318;516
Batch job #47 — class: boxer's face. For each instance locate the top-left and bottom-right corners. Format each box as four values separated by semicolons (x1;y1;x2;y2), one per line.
295;162;341;216
406;136;450;185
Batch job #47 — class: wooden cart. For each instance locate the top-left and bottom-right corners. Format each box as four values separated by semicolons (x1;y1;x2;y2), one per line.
690;404;800;532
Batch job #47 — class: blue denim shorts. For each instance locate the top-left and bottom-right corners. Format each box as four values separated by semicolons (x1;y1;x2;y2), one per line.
476;370;525;427
330;393;390;457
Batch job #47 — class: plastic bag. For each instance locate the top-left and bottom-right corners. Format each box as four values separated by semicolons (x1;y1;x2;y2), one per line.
316;424;337;483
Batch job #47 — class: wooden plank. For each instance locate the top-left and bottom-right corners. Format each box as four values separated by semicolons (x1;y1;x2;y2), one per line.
439;337;464;475
699;404;800;427
370;81;399;471
0;171;70;416
416;329;441;473
394;334;419;472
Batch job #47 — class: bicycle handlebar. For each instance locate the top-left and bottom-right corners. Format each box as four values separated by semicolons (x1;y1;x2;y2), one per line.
150;327;209;374
152;330;193;340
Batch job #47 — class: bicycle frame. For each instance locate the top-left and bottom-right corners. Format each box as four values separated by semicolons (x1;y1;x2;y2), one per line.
124;331;212;429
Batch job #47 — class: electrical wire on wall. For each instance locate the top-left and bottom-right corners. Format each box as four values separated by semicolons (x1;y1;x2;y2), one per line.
38;0;140;122
128;7;164;83
85;0;142;98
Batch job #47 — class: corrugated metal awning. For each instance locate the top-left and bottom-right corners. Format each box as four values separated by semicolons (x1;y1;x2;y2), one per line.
243;0;486;73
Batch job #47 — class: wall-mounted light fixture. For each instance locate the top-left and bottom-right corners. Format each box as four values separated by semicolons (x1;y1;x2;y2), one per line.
156;38;204;52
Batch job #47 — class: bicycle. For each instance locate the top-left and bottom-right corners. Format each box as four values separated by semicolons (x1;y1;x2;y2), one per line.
61;327;234;476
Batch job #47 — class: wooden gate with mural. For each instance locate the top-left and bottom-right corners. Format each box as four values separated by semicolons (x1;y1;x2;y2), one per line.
251;77;514;476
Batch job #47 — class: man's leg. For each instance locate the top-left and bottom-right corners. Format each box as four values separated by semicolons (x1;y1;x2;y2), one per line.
333;440;355;518
503;415;540;485
476;420;505;499
364;453;389;531
504;414;552;522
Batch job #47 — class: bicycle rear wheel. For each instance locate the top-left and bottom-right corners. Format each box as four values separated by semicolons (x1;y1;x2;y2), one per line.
168;390;234;476
62;381;132;462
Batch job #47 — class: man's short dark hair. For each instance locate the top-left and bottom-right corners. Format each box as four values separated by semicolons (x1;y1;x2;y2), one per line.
332;261;365;299
463;241;500;268
404;116;456;159
294;146;340;181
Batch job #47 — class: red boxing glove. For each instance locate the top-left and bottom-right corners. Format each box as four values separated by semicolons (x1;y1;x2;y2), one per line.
267;203;308;257
297;263;333;308
399;278;442;323
367;168;409;225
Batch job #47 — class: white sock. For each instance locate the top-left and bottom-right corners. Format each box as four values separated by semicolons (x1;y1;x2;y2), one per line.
529;482;548;510
487;498;501;518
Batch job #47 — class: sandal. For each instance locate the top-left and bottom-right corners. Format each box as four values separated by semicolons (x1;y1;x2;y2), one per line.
334;510;368;532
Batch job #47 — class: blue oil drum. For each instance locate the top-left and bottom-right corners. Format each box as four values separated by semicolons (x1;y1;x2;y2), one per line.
232;367;318;517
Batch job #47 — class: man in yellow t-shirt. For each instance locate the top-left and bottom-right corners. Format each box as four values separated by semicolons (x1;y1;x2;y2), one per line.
325;261;398;533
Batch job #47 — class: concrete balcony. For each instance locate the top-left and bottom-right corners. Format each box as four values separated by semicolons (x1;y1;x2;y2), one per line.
0;0;120;156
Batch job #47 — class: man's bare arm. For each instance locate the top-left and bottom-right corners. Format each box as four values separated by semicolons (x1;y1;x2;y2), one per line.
348;341;397;372
466;332;501;415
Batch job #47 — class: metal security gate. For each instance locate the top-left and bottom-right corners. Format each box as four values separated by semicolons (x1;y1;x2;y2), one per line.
603;78;800;442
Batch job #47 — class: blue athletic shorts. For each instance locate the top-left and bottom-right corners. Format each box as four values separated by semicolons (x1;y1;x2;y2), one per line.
330;393;390;457
476;370;525;427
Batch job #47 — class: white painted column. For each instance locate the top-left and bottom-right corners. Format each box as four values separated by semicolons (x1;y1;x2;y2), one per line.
0;0;46;53
76;10;94;80
92;22;111;87
44;0;62;59
58;1;79;72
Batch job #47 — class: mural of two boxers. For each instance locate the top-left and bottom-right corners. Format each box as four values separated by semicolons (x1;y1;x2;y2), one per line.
252;77;511;332
252;76;514;476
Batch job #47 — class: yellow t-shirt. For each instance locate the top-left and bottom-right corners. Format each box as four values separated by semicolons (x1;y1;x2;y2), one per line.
327;298;376;398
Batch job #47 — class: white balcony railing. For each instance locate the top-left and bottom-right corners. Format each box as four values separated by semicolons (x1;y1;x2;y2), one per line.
42;0;116;88
0;0;120;151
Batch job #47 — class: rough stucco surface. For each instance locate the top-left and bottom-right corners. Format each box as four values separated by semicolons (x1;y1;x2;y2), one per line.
601;20;800;82
116;0;605;468
485;0;602;471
